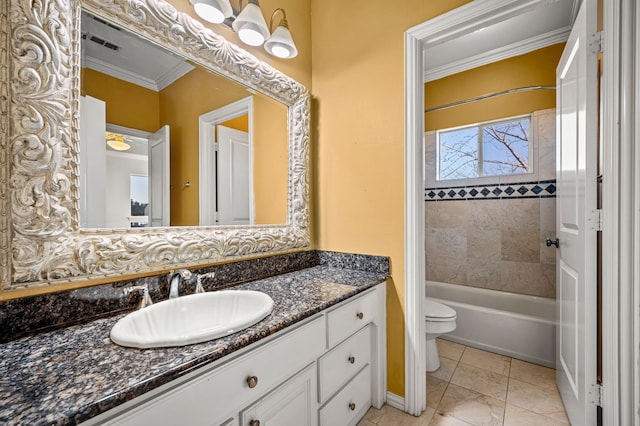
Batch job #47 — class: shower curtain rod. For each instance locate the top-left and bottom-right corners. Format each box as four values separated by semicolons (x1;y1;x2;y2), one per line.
424;85;556;113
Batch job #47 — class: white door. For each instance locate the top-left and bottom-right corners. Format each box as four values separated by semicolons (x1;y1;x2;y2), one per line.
79;95;107;228
148;125;171;227
217;125;253;225
555;1;598;424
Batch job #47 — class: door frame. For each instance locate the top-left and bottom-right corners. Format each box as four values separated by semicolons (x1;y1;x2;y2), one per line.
601;0;639;424
198;96;254;226
403;0;631;420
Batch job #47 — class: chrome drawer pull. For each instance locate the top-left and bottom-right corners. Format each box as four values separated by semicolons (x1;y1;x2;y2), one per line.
356;312;364;320
247;376;259;389
249;420;260;426
349;402;356;411
348;356;355;364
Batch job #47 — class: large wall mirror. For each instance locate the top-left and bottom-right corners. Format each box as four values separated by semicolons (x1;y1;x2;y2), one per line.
1;0;310;291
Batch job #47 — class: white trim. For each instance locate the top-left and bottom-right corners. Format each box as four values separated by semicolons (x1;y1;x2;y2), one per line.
385;392;405;412
404;27;426;417
198;96;254;226
84;57;158;91
83;56;195;92
602;0;639;424
424;27;571;82
155;61;196;91
414;0;562;48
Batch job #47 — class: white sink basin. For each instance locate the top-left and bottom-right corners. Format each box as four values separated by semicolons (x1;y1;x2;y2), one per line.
110;290;274;349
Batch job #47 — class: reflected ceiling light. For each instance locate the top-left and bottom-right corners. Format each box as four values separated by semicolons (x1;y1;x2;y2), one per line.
264;9;297;59
106;133;131;151
190;0;297;58
190;0;233;24
232;0;270;46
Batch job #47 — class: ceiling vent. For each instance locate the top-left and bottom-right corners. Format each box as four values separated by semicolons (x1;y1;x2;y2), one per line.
82;32;120;51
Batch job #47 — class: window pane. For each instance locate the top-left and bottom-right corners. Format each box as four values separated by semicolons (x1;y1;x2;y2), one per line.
438;127;479;180
482;119;529;176
130;175;148;228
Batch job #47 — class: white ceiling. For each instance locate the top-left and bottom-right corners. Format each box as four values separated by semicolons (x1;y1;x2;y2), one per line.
81;11;195;91
423;0;576;82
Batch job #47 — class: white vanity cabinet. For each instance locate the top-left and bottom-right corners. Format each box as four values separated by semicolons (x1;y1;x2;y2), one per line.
84;284;386;426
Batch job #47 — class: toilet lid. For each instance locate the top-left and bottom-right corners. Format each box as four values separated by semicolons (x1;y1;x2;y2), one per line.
425;299;456;319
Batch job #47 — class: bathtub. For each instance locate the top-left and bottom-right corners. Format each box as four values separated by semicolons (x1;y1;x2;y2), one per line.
426;281;556;368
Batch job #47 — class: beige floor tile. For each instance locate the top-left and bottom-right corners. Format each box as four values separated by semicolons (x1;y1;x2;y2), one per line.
503;403;570;425
450;363;509;401
358;419;378;426
507;378;567;418
376;404;433;426
427;376;449;409
437;383;505;426
460;347;511;376
422;407;437;424
509;359;557;390
428;356;458;382
437;339;466;361
362;405;386;424
429;413;474;425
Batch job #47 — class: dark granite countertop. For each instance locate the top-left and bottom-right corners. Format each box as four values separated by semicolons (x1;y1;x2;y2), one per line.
0;265;387;425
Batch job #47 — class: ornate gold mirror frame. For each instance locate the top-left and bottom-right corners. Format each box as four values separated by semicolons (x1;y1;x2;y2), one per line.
0;0;310;291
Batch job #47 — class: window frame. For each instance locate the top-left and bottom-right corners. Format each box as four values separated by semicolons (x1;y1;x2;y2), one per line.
435;114;534;182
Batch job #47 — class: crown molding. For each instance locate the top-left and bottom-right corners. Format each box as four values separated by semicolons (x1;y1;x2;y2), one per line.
424;26;571;82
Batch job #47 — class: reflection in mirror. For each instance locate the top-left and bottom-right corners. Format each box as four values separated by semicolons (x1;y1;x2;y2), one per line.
79;11;288;228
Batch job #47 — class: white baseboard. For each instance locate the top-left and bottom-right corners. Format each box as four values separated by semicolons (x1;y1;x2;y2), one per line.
385;392;405;411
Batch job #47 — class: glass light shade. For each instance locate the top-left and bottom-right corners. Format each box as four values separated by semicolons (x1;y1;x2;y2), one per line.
264;25;297;59
232;2;270;47
191;0;232;24
106;133;131;151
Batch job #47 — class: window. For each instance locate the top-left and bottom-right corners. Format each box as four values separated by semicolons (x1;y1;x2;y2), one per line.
437;116;531;181
130;175;149;228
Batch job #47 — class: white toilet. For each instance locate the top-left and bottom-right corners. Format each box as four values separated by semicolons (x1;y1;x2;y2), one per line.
425;298;457;372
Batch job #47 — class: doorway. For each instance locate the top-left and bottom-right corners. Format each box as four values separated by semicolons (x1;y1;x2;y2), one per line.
403;0;602;422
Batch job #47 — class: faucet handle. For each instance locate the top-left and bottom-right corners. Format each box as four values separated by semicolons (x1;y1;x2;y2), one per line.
195;272;215;294
124;285;153;309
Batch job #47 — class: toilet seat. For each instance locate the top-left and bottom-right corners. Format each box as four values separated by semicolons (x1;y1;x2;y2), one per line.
425;299;456;322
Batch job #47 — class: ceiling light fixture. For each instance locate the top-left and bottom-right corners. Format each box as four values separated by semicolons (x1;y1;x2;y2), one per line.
190;0;297;59
106;133;131;151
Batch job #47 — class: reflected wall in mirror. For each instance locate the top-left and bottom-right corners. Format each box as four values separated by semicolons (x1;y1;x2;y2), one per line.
2;0;310;290
80;11;288;228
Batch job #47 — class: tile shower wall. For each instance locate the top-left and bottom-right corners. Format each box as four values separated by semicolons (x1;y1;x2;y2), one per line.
425;109;557;298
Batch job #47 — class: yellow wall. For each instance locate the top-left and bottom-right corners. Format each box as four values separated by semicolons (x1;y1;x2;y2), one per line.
220;115;249;132
425;44;564;131
159;66;288;226
311;0;472;396
82;68;160;132
252;96;289;225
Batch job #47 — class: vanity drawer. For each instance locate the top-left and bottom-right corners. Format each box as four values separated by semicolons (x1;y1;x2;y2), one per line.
318;325;371;403
99;316;325;426
319;365;372;426
327;289;378;348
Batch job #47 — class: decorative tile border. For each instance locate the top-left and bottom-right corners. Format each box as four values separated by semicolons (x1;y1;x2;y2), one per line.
425;179;556;202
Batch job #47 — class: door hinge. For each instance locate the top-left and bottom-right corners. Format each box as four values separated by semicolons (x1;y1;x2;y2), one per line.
590;31;604;54
591;383;604;407
590;209;604;231
214;142;219;151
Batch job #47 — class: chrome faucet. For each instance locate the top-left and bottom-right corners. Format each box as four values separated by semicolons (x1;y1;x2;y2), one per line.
167;269;193;299
124;285;153;309
194;272;215;294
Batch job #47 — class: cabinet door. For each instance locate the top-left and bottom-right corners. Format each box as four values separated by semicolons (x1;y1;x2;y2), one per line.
241;364;317;426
